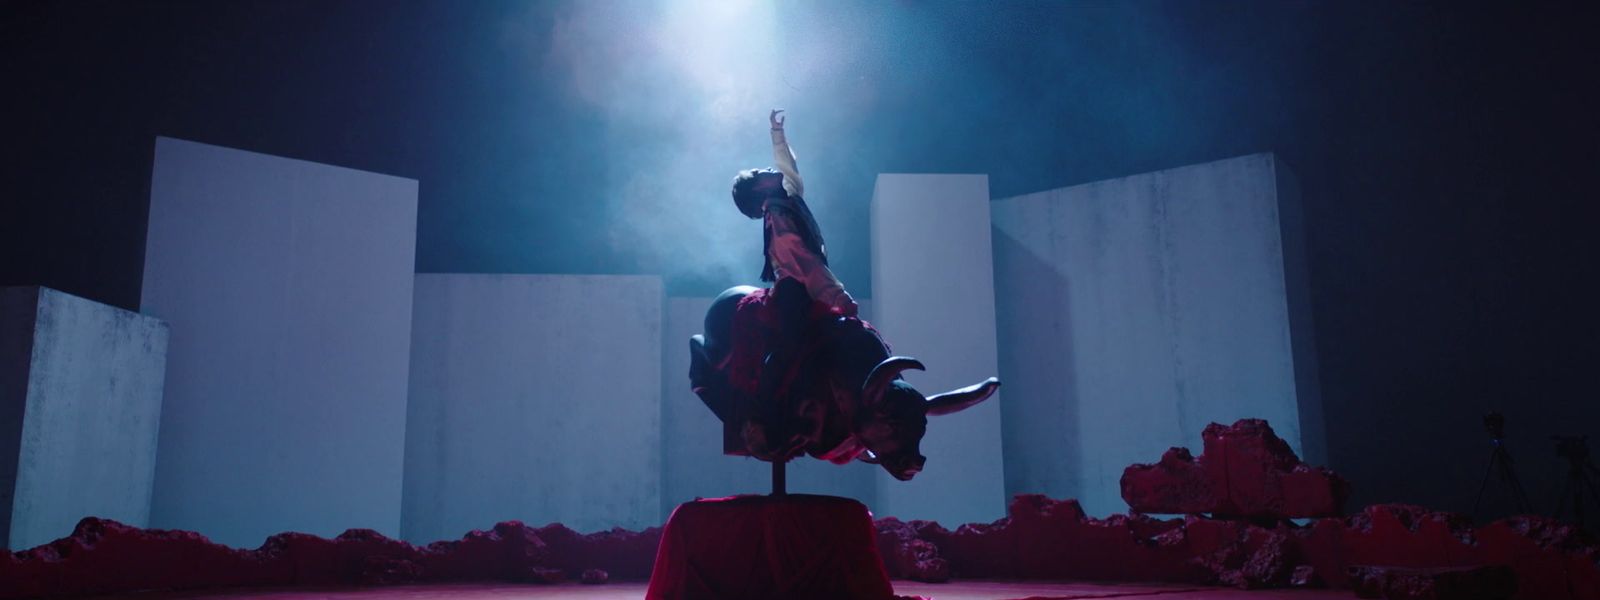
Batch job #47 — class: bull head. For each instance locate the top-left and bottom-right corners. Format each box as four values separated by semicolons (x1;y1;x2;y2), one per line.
854;356;1001;481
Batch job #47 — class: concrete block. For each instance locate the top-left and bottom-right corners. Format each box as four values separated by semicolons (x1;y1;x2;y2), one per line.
991;153;1323;516
141;137;417;547
870;174;1007;525
0;286;167;550
403;274;662;543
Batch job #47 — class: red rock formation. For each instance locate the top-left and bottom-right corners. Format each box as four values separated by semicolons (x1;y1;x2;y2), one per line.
0;517;656;599
4;415;1596;600
874;518;949;583
1296;504;1599;600
1347;565;1516;600
878;495;1206;583
874;496;1598;599
1121;419;1350;519
4;503;1595;599
530;523;660;581
413;520;553;582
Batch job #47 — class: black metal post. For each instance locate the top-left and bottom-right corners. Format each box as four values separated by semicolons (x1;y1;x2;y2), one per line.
772;458;787;496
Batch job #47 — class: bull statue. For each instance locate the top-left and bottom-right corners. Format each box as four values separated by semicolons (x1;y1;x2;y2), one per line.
688;284;1000;482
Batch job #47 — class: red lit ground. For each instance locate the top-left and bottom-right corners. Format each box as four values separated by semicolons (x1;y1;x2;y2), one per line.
81;581;1353;600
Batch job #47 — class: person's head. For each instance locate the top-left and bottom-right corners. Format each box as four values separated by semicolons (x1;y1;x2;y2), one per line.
731;168;786;219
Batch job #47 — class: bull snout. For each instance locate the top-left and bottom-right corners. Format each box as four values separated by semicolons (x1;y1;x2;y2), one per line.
889;454;927;481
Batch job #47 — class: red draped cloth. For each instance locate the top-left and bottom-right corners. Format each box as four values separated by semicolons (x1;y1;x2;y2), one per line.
645;494;898;600
726;283;862;397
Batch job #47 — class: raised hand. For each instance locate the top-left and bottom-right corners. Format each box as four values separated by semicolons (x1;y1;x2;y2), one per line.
770;109;785;131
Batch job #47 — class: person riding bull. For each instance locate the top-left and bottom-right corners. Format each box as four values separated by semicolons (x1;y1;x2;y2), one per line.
727;109;859;458
690;110;999;477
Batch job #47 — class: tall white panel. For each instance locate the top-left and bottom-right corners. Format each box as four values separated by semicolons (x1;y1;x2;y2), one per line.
403;274;661;543
991;153;1322;516
142;137;417;547
0;287;168;550
869;174;1006;525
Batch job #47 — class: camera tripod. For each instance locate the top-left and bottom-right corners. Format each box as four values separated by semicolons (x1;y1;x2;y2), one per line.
1473;412;1533;518
1551;435;1600;530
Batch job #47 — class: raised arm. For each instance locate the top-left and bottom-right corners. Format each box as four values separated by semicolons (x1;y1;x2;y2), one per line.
770;109;804;198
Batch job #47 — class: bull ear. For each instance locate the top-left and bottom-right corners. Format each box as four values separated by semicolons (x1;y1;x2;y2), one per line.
926;377;1000;416
861;356;925;409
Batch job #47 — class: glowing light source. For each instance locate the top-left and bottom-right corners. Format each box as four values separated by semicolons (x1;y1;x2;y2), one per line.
654;0;782;127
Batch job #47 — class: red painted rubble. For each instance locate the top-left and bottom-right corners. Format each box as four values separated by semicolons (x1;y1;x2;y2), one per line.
870;495;1599;599
1120;418;1350;519
1347;565;1516;600
869;418;1598;599
0;517;659;599
11;498;1593;599
874;518;951;583
3;420;1596;599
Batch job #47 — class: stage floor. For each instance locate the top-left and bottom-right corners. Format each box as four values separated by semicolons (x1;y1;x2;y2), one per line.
84;581;1353;600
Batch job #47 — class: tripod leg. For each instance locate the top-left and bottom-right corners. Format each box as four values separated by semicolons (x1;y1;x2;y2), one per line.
1500;455;1534;514
1582;472;1600;530
1576;485;1586;529
1554;478;1570;521
1474;449;1499;516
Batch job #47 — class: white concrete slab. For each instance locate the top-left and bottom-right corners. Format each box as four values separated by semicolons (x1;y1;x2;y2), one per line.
991;153;1322;516
141;137;417;547
402;274;661;543
869;174;1007;525
0;286;168;550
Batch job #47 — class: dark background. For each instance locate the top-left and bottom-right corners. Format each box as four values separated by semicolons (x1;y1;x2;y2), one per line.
3;1;1596;520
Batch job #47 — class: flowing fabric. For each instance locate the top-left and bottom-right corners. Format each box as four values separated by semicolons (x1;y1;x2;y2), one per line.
726;283;855;395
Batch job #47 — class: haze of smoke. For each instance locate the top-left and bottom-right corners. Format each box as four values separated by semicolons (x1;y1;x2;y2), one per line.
536;1;797;292
519;1;1239;295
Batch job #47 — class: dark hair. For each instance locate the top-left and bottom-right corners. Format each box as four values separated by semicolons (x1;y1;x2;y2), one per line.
731;168;782;220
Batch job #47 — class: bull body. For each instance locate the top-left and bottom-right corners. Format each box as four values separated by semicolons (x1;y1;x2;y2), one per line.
689;285;1000;481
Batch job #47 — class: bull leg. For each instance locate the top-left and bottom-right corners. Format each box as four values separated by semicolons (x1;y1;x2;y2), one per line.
754;308;816;454
689;335;731;423
754;278;811;453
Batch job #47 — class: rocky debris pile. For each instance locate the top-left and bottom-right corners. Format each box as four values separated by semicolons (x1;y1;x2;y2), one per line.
0;517;658;599
870;419;1598;598
1120;418;1350;519
1347;565;1516;600
5;419;1595;600
874;518;950;583
872;495;1598;598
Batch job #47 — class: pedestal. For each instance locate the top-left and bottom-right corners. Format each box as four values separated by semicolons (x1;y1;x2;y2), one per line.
646;494;896;600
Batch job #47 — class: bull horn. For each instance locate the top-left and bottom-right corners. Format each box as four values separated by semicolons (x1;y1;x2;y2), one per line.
862;356;924;408
926;377;1000;416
